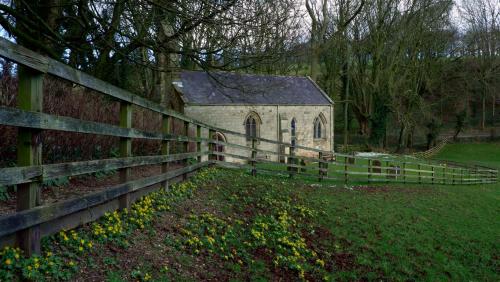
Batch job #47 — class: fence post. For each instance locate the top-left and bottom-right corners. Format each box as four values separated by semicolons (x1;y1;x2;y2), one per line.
251;138;257;176
324;154;329;179
161;115;171;189
16;66;43;256
386;160;389;183
476;166;480;184
118;101;132;210
318;152;323;181
196;125;202;163
431;166;434;185
288;145;295;178
402;162;406;184
183;121;189;180
344;156;348;185
443;165;446;185
368;159;372;183
208;129;215;164
418;164;421;184
452;167;455;185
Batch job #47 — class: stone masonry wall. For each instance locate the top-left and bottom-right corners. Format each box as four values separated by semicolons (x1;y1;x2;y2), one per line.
185;105;334;163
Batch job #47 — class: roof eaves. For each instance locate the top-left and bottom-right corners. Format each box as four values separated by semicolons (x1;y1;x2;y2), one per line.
172;83;188;104
183;103;332;106
306;76;334;105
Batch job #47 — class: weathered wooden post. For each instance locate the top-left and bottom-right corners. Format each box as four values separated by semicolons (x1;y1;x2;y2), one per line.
465;167;469;184
288;145;295;178
418;164;421;184
402;162;406;184
16;66;43;256
196;125;202;163
183;121;189;180
318;152;323;181
385;160;389;183
431;166;435;185
251;138;257;176
324;154;329;179
368;159;372;183
119;101;132;210
161;114;171;189
443;165;446;185
208;129;215;164
452;167;455;185
344;156;348;185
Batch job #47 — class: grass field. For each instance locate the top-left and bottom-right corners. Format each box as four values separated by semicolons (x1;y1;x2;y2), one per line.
0;143;498;281
434;142;500;169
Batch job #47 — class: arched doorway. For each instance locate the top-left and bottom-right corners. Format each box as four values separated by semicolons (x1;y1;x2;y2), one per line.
212;132;226;161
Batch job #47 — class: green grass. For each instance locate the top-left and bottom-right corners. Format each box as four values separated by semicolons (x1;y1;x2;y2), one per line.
306;182;499;280
434;142;500;169
2;143;497;281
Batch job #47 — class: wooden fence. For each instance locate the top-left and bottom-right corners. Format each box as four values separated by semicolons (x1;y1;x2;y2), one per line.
0;39;497;257
413;137;452;159
0;38;214;255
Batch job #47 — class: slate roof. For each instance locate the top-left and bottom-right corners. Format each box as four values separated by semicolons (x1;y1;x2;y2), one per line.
173;71;333;105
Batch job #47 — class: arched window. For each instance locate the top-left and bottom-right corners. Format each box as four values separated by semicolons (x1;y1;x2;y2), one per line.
314;114;326;139
291;118;297;146
212;132;226;161
244;112;261;140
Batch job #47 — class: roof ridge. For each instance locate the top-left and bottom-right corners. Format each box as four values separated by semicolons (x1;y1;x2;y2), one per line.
180;70;307;79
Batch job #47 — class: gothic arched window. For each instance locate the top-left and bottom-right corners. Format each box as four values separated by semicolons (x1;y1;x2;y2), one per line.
313;114;326;139
244;112;261;140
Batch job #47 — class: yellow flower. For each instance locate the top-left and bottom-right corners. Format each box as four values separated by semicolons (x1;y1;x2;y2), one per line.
316;259;325;267
68;260;75;267
4;258;12;266
206;236;215;245
27;265;32;271
14;253;20;259
46;251;53;257
144;273;152;281
78;246;84;252
87;242;93;248
34;263;40;269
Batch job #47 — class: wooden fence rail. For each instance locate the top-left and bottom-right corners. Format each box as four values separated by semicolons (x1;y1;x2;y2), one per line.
0;39;497;257
0;39;216;255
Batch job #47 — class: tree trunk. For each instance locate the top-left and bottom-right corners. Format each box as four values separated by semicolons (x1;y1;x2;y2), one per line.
310;41;320;81
397;123;405;152
481;95;486;129
493;95;496;125
343;53;349;149
406;127;414;149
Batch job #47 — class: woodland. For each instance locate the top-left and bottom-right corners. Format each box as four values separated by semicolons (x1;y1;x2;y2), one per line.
0;0;498;151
